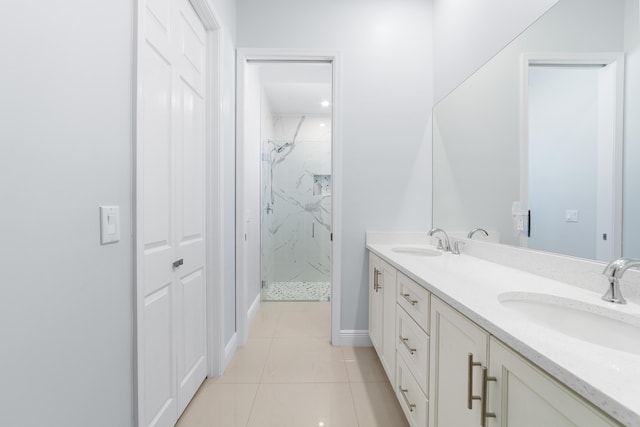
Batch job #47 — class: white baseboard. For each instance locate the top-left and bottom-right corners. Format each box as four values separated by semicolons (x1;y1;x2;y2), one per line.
336;329;372;347
223;333;237;372
247;293;260;324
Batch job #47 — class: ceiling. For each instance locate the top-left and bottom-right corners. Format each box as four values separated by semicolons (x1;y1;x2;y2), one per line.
258;62;332;115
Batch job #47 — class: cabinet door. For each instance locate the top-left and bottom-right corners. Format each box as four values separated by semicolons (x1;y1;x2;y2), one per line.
368;254;383;355
430;297;489;427
487;338;621;427
379;258;397;384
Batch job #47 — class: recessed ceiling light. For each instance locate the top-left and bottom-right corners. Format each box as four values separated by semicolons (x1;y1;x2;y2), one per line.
320;123;326;127
321;100;330;107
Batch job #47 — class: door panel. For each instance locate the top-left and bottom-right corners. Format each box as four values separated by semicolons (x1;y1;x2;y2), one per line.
174;0;207;414
141;4;176;424
144;287;175;427
144;0;172;62
141;44;174;298
176;268;207;412
138;0;208;424
178;0;205;94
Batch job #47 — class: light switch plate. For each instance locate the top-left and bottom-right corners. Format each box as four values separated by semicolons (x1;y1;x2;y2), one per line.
100;206;120;244
565;209;579;222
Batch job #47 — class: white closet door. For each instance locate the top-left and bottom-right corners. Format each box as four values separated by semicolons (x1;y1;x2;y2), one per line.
173;0;207;414
138;0;207;424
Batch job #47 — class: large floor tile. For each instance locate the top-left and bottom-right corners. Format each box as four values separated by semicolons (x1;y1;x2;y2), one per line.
247;383;358;427
350;381;410;427
248;309;281;338
212;338;271;384
343;347;389;382
274;308;330;338
176;381;258;427
261;336;348;383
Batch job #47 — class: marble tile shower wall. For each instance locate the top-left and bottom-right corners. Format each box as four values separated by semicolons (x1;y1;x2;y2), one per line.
261;115;332;285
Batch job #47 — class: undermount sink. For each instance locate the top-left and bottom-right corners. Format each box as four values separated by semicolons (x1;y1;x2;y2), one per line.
391;246;442;257
499;292;640;355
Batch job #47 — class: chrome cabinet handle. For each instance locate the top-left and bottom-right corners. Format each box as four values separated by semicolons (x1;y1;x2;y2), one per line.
172;258;184;268
398;386;416;412
373;268;382;292
399;335;416;355
402;293;418;306
467;353;482;409
481;367;497;427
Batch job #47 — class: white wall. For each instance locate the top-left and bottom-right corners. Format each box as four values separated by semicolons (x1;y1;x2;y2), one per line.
528;66;599;258
243;64;263;308
205;0;238;348
237;0;433;332
0;1;134;425
433;0;559;102
623;0;640;258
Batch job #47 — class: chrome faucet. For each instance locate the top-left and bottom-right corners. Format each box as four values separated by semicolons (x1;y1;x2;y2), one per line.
428;228;451;252
602;258;640;304
467;228;489;239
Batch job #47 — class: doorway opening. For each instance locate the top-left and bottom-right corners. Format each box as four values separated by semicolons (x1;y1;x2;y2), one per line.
520;53;624;261
256;62;333;302
236;51;342;347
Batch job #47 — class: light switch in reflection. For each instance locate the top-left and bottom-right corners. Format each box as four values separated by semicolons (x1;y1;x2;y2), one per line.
565;209;579;222
100;206;120;244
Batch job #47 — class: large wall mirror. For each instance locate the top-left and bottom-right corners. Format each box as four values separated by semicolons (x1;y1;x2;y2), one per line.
433;0;640;261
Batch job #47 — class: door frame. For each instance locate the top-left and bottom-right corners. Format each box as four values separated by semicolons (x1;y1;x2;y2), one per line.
519;52;624;259
133;0;226;423
236;48;343;346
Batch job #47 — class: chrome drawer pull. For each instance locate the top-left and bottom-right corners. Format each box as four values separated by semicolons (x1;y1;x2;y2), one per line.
402;293;418;306
481;367;497;427
373;268;382;292
398;386;416;412
399;335;416;355
467;353;482;409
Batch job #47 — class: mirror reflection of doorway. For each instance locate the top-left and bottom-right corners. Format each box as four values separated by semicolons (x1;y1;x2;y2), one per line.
525;60;620;261
248;62;333;302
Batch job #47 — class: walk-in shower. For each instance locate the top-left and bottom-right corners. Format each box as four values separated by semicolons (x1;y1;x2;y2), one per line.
261;113;332;301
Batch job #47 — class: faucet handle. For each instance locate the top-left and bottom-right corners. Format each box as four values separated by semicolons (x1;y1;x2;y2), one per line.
452;241;465;255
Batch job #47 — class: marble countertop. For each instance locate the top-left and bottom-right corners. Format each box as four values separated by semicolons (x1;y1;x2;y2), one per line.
367;238;640;426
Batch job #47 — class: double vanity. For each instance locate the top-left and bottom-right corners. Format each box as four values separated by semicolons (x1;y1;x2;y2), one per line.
366;232;640;427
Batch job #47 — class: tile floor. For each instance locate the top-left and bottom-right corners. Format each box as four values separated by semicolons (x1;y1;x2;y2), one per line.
176;301;409;427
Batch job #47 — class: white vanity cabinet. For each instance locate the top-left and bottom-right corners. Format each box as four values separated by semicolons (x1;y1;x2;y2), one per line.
429;296;489;427
429;296;622;427
368;253;397;383
395;272;431;427
488;338;621;427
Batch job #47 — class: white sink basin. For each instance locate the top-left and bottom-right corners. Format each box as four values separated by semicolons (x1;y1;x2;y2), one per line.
499;292;640;355
391;246;442;257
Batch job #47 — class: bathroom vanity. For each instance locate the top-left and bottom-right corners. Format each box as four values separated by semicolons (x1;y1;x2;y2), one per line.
366;233;640;427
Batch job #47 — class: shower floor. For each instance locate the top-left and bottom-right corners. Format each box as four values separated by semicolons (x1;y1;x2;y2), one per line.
262;281;331;302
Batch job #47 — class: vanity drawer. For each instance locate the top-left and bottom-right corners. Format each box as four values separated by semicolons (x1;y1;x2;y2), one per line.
397;305;429;395
397;272;430;332
396;353;428;427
